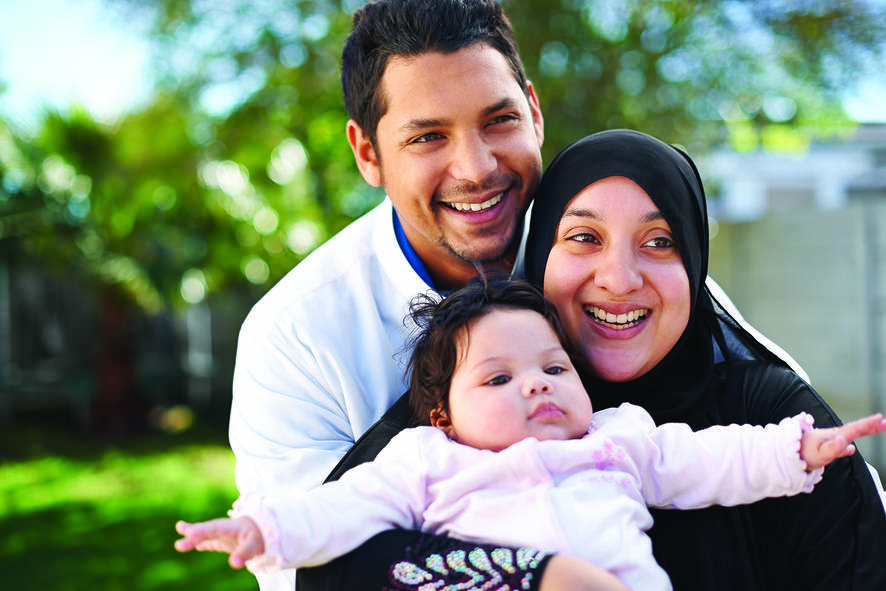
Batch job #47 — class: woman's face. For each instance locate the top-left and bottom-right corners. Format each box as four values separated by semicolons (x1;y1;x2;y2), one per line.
543;176;691;383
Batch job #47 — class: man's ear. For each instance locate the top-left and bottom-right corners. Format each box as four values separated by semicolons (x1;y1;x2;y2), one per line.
526;81;544;150
429;404;456;439
346;119;382;187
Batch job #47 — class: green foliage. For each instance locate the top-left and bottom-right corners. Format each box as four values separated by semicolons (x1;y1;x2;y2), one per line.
0;425;253;590
506;0;882;158
1;0;883;311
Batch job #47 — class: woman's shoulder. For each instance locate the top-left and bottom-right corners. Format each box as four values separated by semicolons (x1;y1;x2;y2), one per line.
719;360;841;428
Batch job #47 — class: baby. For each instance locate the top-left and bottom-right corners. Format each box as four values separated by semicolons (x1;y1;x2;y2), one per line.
175;276;886;590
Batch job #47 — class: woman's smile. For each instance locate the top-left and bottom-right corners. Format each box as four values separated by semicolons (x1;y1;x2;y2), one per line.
543;176;690;383
584;304;649;331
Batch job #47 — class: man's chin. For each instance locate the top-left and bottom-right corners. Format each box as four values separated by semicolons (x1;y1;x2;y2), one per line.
447;240;516;267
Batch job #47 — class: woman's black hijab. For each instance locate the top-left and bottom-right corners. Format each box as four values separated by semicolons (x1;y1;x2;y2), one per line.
525;129;788;426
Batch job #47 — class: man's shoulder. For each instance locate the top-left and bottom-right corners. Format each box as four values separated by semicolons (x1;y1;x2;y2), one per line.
243;199;429;331
254;202;389;306
288;200;391;283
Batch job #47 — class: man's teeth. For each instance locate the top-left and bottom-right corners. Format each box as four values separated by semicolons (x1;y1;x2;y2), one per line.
446;193;502;212
585;306;648;329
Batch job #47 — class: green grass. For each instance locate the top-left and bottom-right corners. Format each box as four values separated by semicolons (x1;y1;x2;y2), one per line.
0;420;257;590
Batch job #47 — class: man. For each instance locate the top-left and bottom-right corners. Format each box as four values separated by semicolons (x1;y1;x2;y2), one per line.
228;1;546;589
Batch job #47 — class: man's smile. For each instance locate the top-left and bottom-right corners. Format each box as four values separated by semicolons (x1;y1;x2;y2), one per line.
441;192;503;212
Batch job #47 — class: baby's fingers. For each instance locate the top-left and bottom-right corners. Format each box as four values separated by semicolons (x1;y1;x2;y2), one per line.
802;430;857;470
819;434;854;462
837;413;886;443
175;521;199;552
229;535;261;568
174;518;239;554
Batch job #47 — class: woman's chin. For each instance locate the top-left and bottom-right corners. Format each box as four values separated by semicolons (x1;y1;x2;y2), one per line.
586;352;650;383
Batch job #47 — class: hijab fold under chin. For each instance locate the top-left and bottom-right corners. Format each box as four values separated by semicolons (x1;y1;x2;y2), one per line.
525;129;722;426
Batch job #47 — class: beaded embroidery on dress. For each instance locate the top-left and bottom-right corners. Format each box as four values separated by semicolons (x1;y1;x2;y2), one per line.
386;546;549;591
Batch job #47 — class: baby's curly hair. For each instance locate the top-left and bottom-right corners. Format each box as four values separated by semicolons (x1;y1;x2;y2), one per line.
406;272;587;426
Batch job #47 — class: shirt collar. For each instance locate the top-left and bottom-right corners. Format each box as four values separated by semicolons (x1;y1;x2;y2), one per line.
392;209;436;291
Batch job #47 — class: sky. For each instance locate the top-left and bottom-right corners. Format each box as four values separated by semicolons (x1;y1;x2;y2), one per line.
0;0;153;131
0;0;884;132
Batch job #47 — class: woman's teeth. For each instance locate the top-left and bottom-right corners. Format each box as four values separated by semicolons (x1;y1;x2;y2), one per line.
585;306;648;330
445;193;503;212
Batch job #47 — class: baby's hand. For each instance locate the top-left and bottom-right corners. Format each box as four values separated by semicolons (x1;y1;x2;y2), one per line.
175;516;265;569
800;413;886;471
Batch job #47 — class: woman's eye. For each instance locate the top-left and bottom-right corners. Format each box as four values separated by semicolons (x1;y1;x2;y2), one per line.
644;236;675;248
566;232;599;244
487;375;510;386
544;366;566;375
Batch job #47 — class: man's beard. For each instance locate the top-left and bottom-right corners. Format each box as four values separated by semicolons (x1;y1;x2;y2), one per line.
436;172;524;266
442;220;523;266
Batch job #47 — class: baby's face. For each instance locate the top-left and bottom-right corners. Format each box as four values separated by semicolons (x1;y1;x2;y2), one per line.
442;308;593;451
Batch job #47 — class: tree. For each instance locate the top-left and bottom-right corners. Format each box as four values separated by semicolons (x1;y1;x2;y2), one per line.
1;0;882;430
2;0;884;310
508;0;885;155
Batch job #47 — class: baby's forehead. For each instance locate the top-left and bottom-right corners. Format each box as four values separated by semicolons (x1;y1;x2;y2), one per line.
455;307;566;357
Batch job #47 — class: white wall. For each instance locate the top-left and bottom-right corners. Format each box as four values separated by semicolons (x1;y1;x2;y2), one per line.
710;201;886;468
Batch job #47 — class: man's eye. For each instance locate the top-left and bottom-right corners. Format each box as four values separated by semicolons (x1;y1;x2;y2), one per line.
411;132;444;144
545;366;566;375
487;375;510;386
489;114;517;125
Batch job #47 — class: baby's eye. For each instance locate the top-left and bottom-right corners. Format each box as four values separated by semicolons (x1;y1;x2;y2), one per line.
544;366;566;375
487;375;511;386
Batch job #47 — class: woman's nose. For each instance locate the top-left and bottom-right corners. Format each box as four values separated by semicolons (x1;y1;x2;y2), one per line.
593;244;642;295
450;133;497;183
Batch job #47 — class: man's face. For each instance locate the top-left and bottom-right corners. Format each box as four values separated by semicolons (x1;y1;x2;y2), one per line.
348;44;544;289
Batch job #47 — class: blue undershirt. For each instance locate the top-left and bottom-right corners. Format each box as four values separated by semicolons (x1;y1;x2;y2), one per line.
392;209;436;290
392;207;523;296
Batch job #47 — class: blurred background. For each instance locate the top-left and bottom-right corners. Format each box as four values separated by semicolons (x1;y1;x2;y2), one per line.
1;0;885;588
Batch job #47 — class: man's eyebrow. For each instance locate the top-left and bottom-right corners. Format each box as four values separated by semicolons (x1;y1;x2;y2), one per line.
482;97;519;118
397;98;520;135
398;118;448;135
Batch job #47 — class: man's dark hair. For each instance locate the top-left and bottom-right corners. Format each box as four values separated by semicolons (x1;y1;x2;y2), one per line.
406;273;586;426
341;0;528;151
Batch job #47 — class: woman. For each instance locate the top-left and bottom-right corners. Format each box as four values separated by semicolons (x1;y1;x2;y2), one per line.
523;128;886;589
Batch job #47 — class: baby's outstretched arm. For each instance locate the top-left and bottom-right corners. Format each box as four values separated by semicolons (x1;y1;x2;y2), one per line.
175;517;265;569
801;413;886;471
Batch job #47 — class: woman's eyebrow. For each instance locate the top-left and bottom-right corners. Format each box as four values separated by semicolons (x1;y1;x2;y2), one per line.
560;207;664;224
560;207;599;220
641;210;665;223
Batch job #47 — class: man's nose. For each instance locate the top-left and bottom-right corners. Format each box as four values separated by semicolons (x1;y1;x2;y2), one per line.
449;133;497;183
